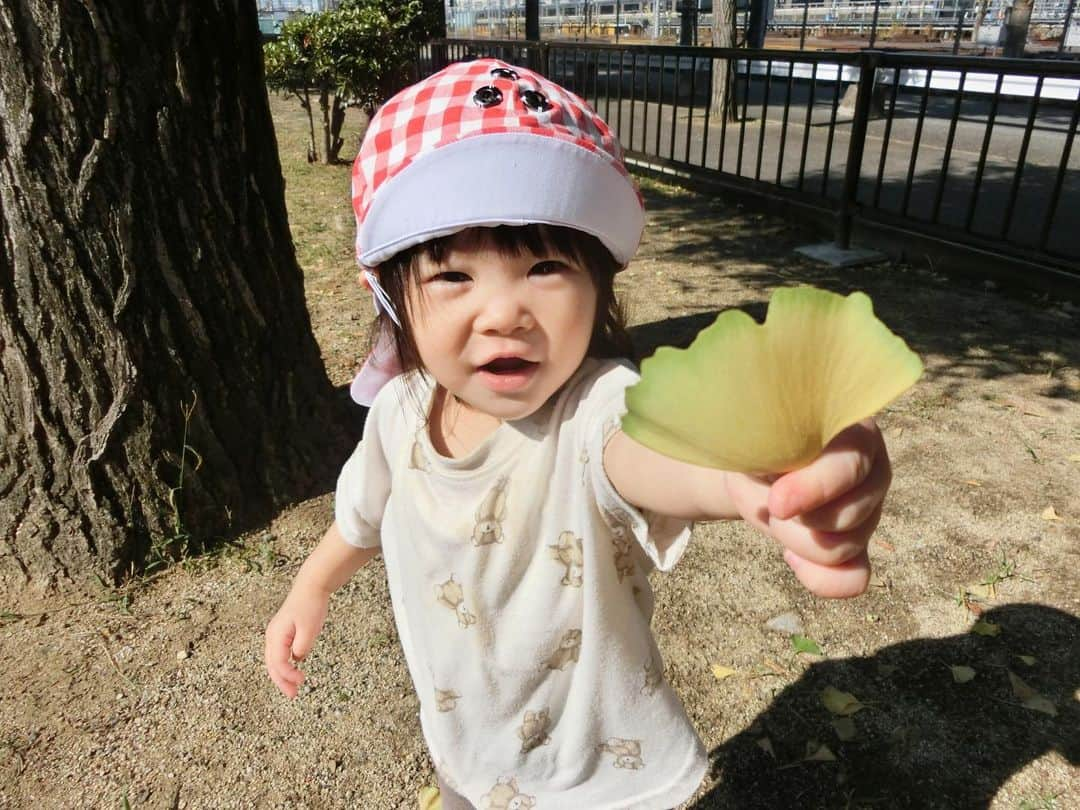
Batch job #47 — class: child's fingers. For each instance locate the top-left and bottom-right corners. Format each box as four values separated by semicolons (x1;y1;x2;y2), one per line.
268;665;303;699
265;618;305;697
783;548;871;599
724;472;772;533
769;501;883;567
768;420;883;521
290;622;319;662
790;450;891;533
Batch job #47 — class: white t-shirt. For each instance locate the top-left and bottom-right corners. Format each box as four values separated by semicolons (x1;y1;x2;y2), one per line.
335;358;707;809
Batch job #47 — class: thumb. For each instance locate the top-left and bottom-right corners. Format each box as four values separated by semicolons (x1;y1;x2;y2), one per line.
291;621;318;662
783;548;871;599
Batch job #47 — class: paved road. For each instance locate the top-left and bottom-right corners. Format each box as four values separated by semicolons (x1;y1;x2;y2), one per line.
590;83;1078;260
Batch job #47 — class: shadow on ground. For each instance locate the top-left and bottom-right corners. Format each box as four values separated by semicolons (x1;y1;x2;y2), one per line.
686;604;1080;810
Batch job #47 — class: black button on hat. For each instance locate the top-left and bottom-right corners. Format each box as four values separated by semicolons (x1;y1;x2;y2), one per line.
521;90;551;111
473;86;503;107
490;67;519;80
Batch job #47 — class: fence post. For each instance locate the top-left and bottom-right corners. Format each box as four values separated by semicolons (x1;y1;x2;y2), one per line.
1061;0;1078;53
835;52;879;250
430;0;448;72
432;39;448;72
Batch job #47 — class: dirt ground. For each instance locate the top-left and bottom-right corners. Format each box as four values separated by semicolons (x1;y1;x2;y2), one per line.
2;97;1078;810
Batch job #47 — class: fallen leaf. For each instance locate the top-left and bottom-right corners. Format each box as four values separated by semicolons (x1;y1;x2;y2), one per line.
950;665;976;683
965;480;983;487
1041;505;1061;521
804;741;837;762
972;620;1001;637
791;635;823;655
832;716;857;741
711;664;737;680
822;687;866;716
1016;655;1037;666
1008;671;1057;716
966;582;996;599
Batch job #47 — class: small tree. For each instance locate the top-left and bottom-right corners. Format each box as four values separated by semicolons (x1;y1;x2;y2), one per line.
263;0;439;164
711;0;740;123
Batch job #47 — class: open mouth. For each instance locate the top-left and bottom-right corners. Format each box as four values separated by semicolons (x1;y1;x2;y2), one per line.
479;357;538;375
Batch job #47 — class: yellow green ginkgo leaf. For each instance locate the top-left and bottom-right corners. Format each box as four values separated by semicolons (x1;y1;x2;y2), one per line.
622;287;923;474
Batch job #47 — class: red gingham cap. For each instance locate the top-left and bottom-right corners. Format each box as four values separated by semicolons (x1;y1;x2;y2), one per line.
351;58;645;269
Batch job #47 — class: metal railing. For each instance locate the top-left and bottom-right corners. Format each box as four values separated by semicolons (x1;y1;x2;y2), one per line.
421;38;1080;276
447;0;1080;51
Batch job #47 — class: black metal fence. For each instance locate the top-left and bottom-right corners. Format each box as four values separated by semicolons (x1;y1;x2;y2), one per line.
421;38;1080;277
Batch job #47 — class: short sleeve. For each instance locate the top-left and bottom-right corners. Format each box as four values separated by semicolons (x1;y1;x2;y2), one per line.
582;362;693;572
334;384;397;549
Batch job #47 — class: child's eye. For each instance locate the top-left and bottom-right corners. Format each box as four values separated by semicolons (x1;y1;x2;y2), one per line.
529;260;571;276
429;271;471;284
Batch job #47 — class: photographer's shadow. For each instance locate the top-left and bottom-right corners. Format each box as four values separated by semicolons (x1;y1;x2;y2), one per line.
694;604;1080;809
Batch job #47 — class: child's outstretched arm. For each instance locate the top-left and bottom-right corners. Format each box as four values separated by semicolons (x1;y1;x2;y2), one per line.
603;418;890;599
264;521;380;698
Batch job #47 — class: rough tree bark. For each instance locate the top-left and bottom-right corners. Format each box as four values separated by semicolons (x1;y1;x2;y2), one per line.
711;0;739;123
0;1;353;591
1003;0;1034;57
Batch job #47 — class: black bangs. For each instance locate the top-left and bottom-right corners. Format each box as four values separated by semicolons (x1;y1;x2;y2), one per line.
422;224;618;272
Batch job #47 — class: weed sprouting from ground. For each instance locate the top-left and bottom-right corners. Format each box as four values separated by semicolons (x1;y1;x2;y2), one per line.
146;394;203;574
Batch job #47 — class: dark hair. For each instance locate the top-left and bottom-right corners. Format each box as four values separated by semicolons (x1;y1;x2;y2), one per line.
370;224;635;376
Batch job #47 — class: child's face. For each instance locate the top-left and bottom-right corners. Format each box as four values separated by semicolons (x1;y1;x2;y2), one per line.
405;234;598;421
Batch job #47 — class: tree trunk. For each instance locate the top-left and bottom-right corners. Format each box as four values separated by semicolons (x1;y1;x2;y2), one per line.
328;96;347;164
0;1;352;591
972;0;990;44
711;0;739;123
319;87;332;165
1004;0;1034;57
302;86;318;163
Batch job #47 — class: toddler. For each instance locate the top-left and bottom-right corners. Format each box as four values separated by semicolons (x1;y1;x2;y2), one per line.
265;58;890;810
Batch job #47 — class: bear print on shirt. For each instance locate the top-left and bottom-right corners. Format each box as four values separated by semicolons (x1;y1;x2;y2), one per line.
472;477;509;546
548;531;584;587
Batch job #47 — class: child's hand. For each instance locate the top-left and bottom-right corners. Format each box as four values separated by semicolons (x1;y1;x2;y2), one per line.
264;588;330;699
727;418;891;599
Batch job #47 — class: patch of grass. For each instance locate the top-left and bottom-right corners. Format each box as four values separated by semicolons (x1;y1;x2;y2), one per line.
977;546;1022;593
1018;794;1061;810
269;93;362;275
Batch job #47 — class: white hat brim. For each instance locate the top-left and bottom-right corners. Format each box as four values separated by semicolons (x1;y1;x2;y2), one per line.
358;132;644;267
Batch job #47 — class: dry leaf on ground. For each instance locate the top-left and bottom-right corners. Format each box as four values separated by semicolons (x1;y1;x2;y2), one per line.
822;687;866;716
1008;671;1058;716
832;716;857;740
711;664;737;680
1041;505;1061;521
949;665;976;683
804;741;837;762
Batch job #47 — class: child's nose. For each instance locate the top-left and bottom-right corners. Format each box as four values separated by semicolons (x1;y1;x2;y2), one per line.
475;289;535;335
